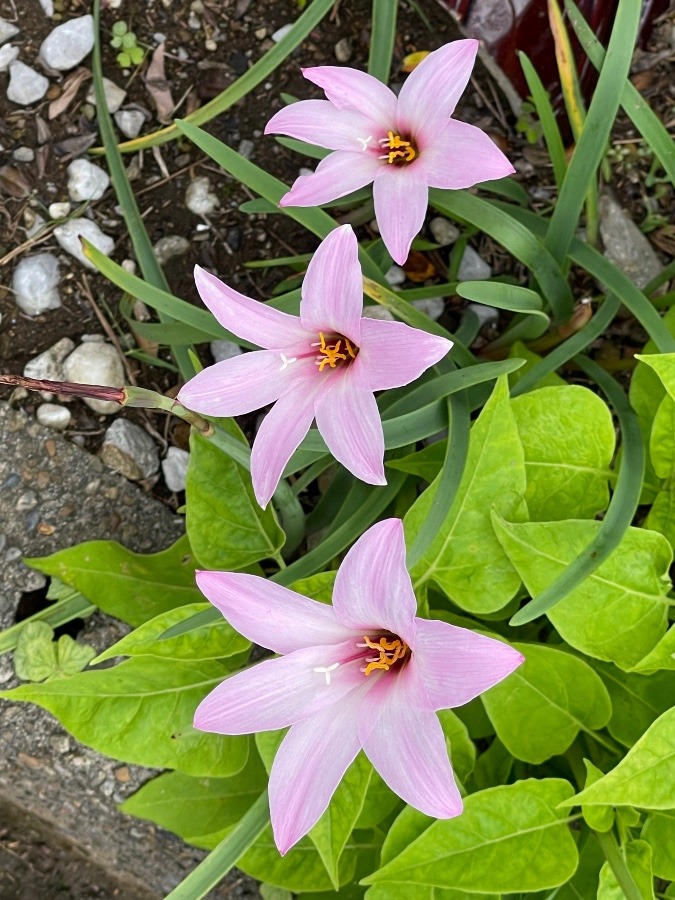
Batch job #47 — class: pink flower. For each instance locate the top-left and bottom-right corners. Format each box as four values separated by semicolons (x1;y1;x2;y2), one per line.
265;41;514;265
193;518;524;854
178;225;451;508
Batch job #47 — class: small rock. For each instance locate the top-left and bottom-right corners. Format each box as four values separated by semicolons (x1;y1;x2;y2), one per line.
237;139;254;160
39;15;94;71
185;176;219;216
24;338;75;391
254;27;267;39
457;246;492;281
63;343;125;415
162;446;190;492
599;193;663;291
429;217;460;246
16;491;38;511
0;43;19;72
85;77;126;113
7;61;49;106
67;159;110;202
36;404;71;430
24;210;46;238
13;146;35;163
298;166;314;177
38;0;54;14
385;265;406;286
53;218;114;269
153;235;190;265
12;253;61;316
362;306;395;321
48;201;71;219
411;297;445;321
334;38;352;62
114;108;145;139
210;339;242;363
100;419;160;481
271;23;293;43
0;17;19;45
467;303;500;326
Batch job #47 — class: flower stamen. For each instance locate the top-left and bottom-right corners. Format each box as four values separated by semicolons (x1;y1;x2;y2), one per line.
314;331;358;372
360;634;409;676
313;662;340;685
378;131;417;165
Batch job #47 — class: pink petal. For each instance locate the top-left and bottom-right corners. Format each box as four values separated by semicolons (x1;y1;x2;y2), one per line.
280;150;381;208
396;40;478;138
251;380;321;508
269;689;366;854
373;164;428;265
265;100;383;153
300;225;363;341
413;619;524;710
302;66;397;129
359;662;463;818
314;376;386;486
422;119;515;189
195;265;312;349
332;519;417;645
178;350;304;417
193;643;365;735
358;319;452;391
196;571;358;654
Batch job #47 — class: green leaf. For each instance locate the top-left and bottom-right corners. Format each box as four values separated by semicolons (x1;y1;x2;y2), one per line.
92;602;250;664
354;771;400;830
456;280;545;313
438;709;476;785
642;810;675;880
367;0;397;82
0;657;248;778
53;635;97;677
645;393;675;546
290;571;336;604
564;707;675;809
13;622;58;682
629;623;675;675
468;737;513;793
362;779;578;893
597;840;654;900
120;749;268;849
481;643;611;764
510;385;615;520
552;832;604;900
386;442;445;483
492;516;672;669
581;760;614;832
186;428;284;569
508;340;566;390
593;662;675;747
25;534;201;627
407;377;527;614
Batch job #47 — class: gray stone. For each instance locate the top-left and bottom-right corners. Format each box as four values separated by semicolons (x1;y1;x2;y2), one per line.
63;343;125;415
0;17;19;45
334;38;352;62
185;176;220;216
12;146;35;162
153;234;190;265
0;42;19;72
467;302;500;326
599;193;663;291
85;77;126;113
53;218;114;269
210;339;242;363
457;246;492;281
67;159;111;203
36;403;71;431
362;305;395;321
237;139;254;160
429;216;460;246
12;253;61;316
100;419;160;481
38;14;94;71
162;446;190;492
48;201;72;219
24;337;75;390
411;297;445;321
6;61;49;106
385;265;406;286
38;0;54;14
271;23;293;42
114;108;145;139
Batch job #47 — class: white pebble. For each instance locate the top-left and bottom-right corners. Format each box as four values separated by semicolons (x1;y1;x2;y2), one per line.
210;339;242;363
7;61;49;105
39;15;94;71
237;139;254;160
0;43;19;72
53;218;114;269
457;246;492;281
48;201;71;219
85;77;126;113
411;297;445;321
63;343;125;415
153;235;190;265
429;216;460;246
0;17;19;45
100;419;160;480
467;303;500;326
67;159;110;202
362;306;395;321
24;337;75;398
12;253;61;316
385;265;406;286
271;23;293;42
13;146;35;162
114;108;145;139
38;0;54;14
162;446;190;492
185;176;219;216
37;404;71;430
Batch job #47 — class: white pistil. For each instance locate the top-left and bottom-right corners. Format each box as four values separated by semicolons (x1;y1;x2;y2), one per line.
313;662;339;686
279;352;297;371
357;135;373;151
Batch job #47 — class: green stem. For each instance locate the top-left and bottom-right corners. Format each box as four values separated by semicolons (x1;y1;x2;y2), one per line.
595;830;643;900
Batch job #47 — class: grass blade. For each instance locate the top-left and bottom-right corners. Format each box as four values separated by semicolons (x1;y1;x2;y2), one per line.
518;52;567;189
368;0;398;83
0;594;95;654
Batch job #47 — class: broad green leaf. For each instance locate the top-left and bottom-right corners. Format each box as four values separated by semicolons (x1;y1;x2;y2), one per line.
581;761;614;832
482;643;611;763
406;378;527;614
645;393;675;547
187;428;284;569
565;707;675;808
120;748;267;849
593;662;675;746
553;832;604;900
629;623;675;674
366;884;474;900
597;840;654;900
363;779;578;893
628;355;666;505
510;386;614;520
636;352;675;401
387;442;445;483
291;571;336;603
493;516;672;669
25;534;201;627
468;737;513;793
260;886;293;900
354;770;400;830
13;622;58;682
645;486;675;552
92;602;250;664
508;340;566;390
642;810;675;880
0;657;248;777
438;709;476;785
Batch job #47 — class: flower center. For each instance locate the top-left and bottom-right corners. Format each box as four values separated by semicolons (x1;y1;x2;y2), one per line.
378;131;417;165
358;634;409;677
313;332;359;373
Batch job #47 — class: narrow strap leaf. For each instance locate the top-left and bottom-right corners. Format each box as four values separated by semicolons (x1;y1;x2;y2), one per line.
368;0;398;82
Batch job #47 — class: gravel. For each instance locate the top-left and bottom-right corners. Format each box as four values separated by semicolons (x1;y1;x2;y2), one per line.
38;14;94;71
100;419;160;481
457;245;493;281
12;253;61;316
6;61;49;105
62;343;125;415
53;218;114;269
66;159;111;203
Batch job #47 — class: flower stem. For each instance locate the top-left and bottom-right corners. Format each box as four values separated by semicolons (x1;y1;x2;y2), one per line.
595;829;643;900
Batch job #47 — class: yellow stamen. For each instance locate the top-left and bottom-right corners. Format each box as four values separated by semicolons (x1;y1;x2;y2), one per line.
315;331;357;372
379;131;417;165
362;635;409;676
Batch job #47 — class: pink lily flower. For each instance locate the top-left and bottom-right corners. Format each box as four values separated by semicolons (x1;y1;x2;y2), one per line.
193;518;524;854
178;225;451;508
264;40;515;265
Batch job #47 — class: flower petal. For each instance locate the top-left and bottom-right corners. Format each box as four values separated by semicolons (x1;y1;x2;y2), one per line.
194;265;311;349
413;618;524;710
196;571;358;654
422;119;515;189
359;318;452;391
302;66;397;128
251;380;321;507
265;100;383;152
178;350;302;417
373;164;428;265
300;225;363;340
359;662;463;818
332;519;417;644
269;691;365;854
396;40;478;138
280;150;381;208
194;643;365;735
314;376;385;487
